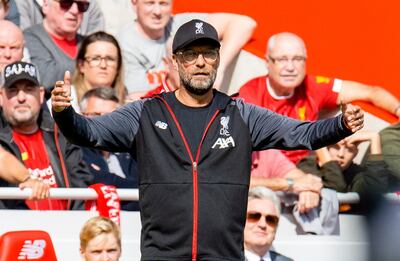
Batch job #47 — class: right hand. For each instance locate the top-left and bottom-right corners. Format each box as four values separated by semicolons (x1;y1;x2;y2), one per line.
51;71;72;112
292;174;323;194
19;178;50;201
298;191;320;213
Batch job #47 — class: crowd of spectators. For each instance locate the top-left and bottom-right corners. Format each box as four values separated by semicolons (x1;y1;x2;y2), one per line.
0;0;400;259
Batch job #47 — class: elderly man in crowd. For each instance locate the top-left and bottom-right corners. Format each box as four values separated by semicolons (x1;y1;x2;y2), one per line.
117;0;257;100
0;20;27;71
15;0;104;35
23;0;91;94
0;61;92;210
239;32;400;164
244;186;293;261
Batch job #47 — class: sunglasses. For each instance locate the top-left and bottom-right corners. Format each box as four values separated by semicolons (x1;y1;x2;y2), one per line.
54;0;90;13
246;212;279;226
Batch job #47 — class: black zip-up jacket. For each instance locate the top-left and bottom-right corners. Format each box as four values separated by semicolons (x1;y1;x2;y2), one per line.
53;91;352;260
0;108;93;209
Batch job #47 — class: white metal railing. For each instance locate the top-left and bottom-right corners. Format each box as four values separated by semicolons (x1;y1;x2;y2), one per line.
0;188;139;200
0;188;397;203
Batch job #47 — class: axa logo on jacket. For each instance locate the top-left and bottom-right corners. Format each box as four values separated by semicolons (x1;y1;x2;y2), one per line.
212;116;236;149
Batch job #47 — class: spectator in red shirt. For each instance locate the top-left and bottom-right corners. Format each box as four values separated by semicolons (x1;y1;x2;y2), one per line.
0;61;92;210
239;32;400;163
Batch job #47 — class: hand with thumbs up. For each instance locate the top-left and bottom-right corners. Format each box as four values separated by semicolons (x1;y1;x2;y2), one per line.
51;71;73;112
341;102;364;133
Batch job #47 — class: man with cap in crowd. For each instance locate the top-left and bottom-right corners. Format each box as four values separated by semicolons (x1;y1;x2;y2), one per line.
52;19;364;260
0;61;92;210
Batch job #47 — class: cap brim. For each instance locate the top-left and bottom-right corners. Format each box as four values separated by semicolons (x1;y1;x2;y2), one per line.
173;37;221;53
4;78;40;88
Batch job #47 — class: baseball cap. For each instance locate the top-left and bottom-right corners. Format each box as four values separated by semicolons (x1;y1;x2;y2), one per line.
1;62;40;88
172;19;221;53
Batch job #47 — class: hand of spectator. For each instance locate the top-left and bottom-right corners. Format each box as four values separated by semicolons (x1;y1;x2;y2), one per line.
292;174;323;194
345;131;381;154
19;178;50;201
52;71;73;112
298;191;320;214
316;147;333;166
341;102;364;133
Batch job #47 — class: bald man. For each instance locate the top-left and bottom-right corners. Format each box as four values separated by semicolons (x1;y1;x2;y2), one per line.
239;32;400;164
0;20;26;71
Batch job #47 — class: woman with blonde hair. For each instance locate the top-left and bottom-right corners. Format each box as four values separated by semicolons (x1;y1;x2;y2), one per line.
70;31;126;112
80;216;121;261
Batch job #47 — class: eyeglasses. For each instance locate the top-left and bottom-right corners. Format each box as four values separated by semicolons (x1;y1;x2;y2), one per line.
268;55;306;67
84;56;118;67
176;49;219;65
54;0;90;13
246;212;279;226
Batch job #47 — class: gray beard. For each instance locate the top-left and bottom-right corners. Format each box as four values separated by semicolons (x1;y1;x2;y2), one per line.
179;71;216;96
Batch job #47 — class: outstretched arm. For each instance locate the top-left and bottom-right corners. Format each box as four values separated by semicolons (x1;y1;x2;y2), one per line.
0;147;49;200
52;71;143;152
338;80;400;118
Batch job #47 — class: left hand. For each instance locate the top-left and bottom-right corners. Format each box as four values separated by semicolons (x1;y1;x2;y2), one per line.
341;103;364;133
19;178;50;200
298;191;320;214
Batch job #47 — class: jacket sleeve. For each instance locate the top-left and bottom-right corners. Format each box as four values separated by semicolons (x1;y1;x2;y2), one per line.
53;100;145;152
236;99;353;151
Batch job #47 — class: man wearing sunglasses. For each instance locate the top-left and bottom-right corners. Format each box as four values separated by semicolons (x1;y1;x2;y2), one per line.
23;0;94;96
52;20;364;260
244;187;293;261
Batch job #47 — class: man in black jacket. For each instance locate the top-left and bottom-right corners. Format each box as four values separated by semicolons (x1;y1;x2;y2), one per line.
51;20;364;260
0;61;92;210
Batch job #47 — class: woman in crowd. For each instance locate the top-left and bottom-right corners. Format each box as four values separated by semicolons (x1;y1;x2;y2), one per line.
70;31;126;112
80;216;121;261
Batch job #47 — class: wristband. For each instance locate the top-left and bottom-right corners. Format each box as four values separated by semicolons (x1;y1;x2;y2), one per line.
286;178;294;191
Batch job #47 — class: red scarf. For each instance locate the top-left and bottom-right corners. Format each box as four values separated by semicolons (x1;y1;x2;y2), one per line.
85;184;121;225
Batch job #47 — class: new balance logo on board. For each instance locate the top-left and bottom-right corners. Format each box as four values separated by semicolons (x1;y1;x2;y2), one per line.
18;239;46;260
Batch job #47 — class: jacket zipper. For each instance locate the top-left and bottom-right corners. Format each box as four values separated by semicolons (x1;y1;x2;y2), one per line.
156;96;220;260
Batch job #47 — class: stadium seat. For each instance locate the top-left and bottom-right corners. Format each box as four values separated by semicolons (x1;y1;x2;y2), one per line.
0;230;57;261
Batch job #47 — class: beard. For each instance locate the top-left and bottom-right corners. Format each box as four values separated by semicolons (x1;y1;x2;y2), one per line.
179;69;217;96
4;108;39;131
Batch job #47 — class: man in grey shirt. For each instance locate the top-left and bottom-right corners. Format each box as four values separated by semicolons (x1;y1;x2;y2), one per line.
117;0;257;99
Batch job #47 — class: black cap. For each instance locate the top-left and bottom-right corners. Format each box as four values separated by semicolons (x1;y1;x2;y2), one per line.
172;19;221;53
2;62;40;88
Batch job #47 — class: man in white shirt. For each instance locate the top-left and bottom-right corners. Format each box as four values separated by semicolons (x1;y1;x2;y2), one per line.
244;186;293;261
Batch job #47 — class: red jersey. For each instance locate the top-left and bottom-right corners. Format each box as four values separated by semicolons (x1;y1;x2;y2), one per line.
13;130;67;210
239;74;341;163
142;71;176;98
49;34;78;59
